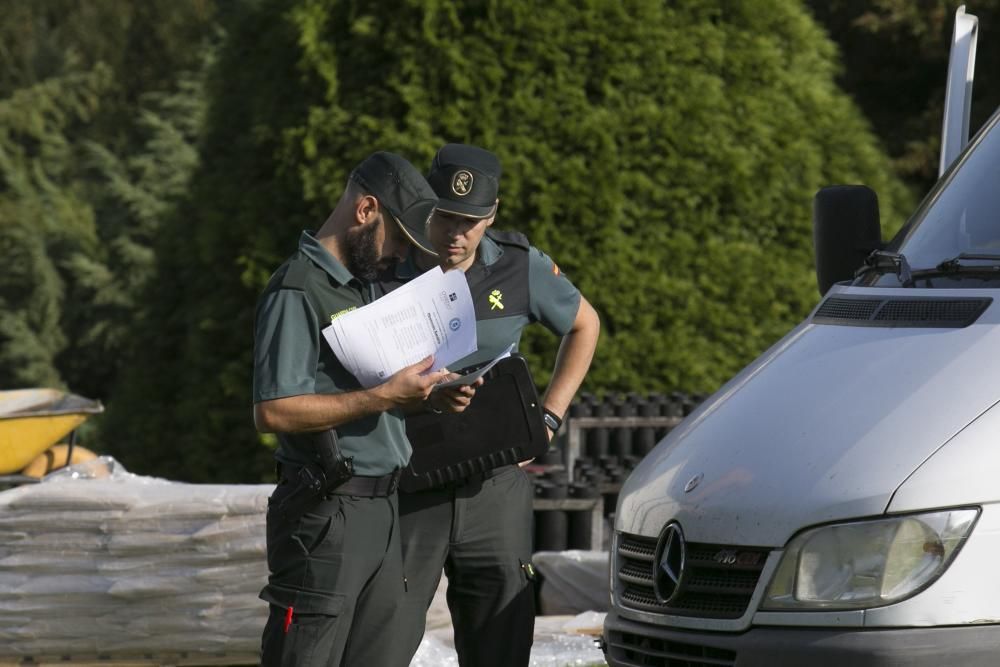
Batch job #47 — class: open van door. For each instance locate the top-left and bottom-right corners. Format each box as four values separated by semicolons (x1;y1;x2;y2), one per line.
940;5;978;175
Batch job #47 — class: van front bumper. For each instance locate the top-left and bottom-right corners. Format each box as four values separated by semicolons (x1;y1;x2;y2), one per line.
604;609;1000;667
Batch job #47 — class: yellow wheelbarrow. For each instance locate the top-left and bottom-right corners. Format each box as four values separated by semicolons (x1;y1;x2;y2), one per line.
0;389;104;484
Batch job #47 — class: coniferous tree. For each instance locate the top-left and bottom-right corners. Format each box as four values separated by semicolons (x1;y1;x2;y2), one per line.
0;1;217;401
61;57;212;399
101;2;304;481
0;66;112;388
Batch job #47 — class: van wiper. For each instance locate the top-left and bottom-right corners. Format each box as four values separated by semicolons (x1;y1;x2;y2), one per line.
855;250;914;286
910;253;1000;282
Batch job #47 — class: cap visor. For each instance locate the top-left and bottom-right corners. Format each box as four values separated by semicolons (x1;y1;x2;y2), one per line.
390;213;438;256
435;200;498;220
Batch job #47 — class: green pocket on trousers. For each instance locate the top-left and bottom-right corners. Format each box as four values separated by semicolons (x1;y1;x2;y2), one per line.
294;496;343;556
282;609;341;665
260;591;347;665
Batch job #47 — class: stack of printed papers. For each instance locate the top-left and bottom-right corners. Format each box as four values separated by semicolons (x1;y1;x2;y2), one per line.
322;267;477;388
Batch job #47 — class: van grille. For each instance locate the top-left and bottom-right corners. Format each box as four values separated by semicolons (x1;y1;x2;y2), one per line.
604;630;737;667
813;296;990;328
616;533;769;620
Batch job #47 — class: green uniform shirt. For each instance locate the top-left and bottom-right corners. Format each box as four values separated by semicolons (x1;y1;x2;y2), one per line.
377;230;581;368
253;231;410;475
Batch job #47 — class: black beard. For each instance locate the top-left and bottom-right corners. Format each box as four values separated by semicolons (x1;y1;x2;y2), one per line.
345;219;381;281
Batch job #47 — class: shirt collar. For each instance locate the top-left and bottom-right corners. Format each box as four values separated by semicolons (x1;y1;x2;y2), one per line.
299;231;355;285
477;233;504;267
392;233;505;279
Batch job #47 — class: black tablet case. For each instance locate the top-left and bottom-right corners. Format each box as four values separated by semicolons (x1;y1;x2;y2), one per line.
400;354;549;492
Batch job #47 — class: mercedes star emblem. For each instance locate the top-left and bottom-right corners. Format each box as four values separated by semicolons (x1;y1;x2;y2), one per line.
653;522;686;603
684;473;704;493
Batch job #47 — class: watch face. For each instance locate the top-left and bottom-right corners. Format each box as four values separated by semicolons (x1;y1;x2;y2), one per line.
543;413;559;430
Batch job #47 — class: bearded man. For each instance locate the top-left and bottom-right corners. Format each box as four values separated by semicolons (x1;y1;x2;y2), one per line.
252;152;467;666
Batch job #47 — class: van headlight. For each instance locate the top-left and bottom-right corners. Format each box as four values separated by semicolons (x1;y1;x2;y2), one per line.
762;508;978;610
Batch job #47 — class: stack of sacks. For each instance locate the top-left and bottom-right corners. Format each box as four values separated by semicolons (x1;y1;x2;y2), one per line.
0;459;271;658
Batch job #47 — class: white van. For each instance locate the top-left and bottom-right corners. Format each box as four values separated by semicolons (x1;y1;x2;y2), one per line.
602;8;1000;666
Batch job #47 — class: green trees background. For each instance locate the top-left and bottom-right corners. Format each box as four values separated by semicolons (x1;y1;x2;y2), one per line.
0;0;216;394
1;0;989;481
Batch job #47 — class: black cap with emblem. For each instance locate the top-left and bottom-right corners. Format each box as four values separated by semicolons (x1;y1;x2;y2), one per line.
427;143;501;219
350;151;439;255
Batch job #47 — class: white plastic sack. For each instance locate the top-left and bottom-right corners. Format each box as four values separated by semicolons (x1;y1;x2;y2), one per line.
0;457;270;659
534;550;610;615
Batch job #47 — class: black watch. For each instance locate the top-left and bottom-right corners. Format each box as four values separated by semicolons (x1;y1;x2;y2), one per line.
542;408;563;432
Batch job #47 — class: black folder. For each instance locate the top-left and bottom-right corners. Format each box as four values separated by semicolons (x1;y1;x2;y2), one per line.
400;354;549;492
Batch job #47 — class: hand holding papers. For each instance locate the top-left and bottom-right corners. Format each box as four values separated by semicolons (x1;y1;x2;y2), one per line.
433;343;514;391
322;267;477;388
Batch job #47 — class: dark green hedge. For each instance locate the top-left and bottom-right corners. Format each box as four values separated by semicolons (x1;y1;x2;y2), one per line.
101;0;911;481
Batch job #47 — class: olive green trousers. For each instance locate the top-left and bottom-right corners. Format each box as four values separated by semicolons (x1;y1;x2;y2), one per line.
381;465;537;666
259;488;404;666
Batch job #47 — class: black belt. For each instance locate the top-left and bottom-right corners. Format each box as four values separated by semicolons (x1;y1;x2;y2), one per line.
329;470;400;497
279;464;400;498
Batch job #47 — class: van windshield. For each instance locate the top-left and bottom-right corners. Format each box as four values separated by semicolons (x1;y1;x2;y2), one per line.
865;108;1000;288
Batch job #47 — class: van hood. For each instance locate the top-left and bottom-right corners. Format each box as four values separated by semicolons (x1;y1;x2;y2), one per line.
617;286;1000;546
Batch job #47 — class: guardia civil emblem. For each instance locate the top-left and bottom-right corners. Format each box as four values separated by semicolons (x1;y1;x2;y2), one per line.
488;289;504;310
452;170;474;196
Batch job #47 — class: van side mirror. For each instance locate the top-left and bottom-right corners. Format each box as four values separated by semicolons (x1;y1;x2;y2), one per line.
812;185;882;295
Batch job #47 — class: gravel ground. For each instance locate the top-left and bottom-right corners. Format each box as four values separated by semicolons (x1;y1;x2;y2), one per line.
410;576;608;667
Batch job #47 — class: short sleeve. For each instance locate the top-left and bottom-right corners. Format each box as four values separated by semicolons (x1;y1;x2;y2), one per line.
527;246;581;336
252;289;320;402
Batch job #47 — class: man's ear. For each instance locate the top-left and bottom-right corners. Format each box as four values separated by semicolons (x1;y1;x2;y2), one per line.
354;194;379;226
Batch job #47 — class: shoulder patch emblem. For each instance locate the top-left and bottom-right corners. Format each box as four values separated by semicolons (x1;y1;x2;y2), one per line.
488;289;504;310
329;307;356;323
452;170;474;196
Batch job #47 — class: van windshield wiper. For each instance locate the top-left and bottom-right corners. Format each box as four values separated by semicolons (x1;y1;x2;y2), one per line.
855;250;914;286
910;253;1000;283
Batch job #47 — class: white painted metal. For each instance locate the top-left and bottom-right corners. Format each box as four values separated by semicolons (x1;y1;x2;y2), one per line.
940;6;978;176
890;400;1000;513
616;285;1000;547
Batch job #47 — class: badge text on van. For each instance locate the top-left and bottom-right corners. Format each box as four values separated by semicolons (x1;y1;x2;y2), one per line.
714;550;763;567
